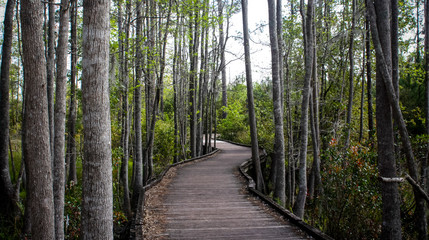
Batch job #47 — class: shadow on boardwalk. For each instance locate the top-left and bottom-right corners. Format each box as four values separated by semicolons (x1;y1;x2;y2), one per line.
144;140;311;240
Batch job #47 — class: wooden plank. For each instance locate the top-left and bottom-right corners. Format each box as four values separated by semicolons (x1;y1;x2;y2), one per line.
161;141;312;239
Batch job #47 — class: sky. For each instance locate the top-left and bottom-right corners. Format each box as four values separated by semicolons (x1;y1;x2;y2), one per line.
225;1;271;83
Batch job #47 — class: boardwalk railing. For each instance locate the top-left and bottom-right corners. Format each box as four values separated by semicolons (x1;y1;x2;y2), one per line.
230;141;334;240
143;148;220;192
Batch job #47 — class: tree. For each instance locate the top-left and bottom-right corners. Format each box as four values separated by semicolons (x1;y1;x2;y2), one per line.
293;0;314;219
81;0;113;238
344;0;356;147
268;0;286;205
47;0;55;159
367;0;402;238
242;0;265;192
0;0;18;220
219;0;228;119
66;0;78;184
21;0;55;237
53;0;69;238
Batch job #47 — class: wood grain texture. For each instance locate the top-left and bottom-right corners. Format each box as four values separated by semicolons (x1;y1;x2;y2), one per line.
163;141;310;239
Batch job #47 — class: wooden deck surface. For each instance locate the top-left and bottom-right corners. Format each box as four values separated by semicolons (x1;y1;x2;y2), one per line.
163;141;311;239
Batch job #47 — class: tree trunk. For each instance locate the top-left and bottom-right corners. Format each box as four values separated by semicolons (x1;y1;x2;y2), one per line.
132;0;144;210
242;0;265;192
47;0;55;162
365;1;374;140
219;0;227;120
81;1;113;238
53;1;69;238
367;1;402;239
0;0;18;220
67;0;78;184
345;0;356;148
293;0;314;219
268;0;286;205
21;0;55;238
424;0;429;197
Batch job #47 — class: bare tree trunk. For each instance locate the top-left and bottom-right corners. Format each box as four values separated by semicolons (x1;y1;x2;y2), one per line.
21;0;55;238
424;0;429;197
268;0;286;205
132;0;143;210
81;0;113;238
47;0;56;164
345;0;356;148
67;0;78;184
219;0;227;119
53;1;69;238
367;1;401;238
293;0;314;219
365;1;374;140
0;0;18;220
242;0;265;192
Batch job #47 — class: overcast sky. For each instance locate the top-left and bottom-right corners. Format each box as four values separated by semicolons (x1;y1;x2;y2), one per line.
226;1;271;83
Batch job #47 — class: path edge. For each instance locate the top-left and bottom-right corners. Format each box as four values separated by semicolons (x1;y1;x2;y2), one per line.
220;140;334;240
143;149;220;192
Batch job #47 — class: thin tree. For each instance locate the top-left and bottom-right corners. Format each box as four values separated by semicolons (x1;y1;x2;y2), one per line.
0;0;18;220
132;0;144;210
425;0;429;197
47;0;55;159
268;0;286;205
81;0;113;238
293;0;314;219
219;0;228;119
242;0;265;192
345;0;356;148
67;0;78;183
53;0;69;238
21;0;55;237
365;0;374;140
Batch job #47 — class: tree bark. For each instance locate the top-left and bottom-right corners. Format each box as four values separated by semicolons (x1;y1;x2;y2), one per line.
21;0;55;238
53;1;69;238
345;0;356;148
47;0;55;162
242;0;265;192
367;1;402;239
132;0;144;210
0;0;18;219
81;0;113;238
219;0;228;120
365;1;374;140
268;0;286;205
67;0;78;184
293;0;314;219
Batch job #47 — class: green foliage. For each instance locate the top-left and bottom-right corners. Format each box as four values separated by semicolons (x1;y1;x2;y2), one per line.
153;116;176;175
308;140;382;239
218;101;249;143
64;183;82;240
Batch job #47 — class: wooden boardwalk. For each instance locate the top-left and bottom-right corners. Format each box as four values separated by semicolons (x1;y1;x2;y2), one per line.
162;141;311;239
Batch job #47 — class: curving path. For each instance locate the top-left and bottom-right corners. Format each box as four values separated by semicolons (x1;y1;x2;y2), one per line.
163;140;310;239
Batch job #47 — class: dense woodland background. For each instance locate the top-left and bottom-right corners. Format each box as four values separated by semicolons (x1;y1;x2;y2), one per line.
0;0;429;239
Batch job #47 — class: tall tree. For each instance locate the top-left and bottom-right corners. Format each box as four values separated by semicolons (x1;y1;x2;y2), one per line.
81;0;113;238
53;0;69;238
293;0;314;219
345;0;356;147
21;0;55;238
367;0;402;238
242;0;265;192
365;0;374;140
425;0;429;197
219;0;228;119
67;0;78;183
268;0;286;205
132;0;144;209
0;0;18;220
47;0;55;159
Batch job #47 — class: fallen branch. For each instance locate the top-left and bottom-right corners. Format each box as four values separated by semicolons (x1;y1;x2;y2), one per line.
405;174;429;204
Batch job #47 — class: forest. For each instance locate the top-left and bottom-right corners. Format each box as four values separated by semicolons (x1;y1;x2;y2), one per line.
0;0;428;239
